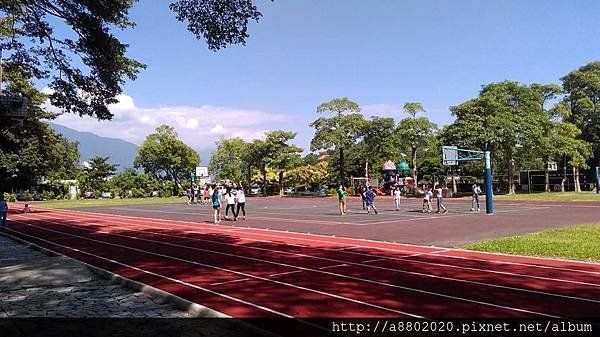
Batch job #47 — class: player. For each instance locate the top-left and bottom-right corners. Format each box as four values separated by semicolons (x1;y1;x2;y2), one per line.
471;183;482;211
235;187;246;220
337;184;347;215
210;184;222;223
422;186;433;213
434;184;448;214
365;186;378;214
393;186;402;211
185;188;192;205
224;188;236;220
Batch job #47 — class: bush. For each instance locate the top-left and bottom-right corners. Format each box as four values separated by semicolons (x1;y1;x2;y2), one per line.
131;188;147;198
3;192;17;202
42;190;55;200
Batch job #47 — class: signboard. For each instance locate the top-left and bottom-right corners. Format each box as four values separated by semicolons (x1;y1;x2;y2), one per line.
547;161;557;171
196;166;208;177
442;146;458;166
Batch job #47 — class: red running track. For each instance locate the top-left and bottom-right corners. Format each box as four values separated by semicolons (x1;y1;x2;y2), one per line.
3;208;600;320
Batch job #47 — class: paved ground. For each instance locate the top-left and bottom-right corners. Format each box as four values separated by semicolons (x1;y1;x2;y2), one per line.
0;235;191;318
73;197;600;247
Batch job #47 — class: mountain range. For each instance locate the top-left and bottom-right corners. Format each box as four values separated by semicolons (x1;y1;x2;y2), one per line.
49;123;213;172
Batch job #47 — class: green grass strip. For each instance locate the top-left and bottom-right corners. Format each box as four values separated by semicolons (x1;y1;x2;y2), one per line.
464;224;600;262
31;197;187;209
495;192;600;202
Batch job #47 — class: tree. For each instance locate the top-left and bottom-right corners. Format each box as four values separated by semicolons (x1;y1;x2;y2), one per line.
310;97;365;184
358;117;398;178
0;53;80;192
1;0;266;120
395;102;437;184
83;156;117;193
560;61;600;170
209;137;251;186
264;131;303;196
135;125;200;194
444;82;546;194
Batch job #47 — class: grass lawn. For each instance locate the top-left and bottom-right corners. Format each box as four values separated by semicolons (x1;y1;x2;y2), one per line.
31;197;187;209
494;191;600;202
464;224;600;262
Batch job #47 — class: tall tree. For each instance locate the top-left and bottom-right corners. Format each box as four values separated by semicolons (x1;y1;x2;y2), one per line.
396;102;437;184
265;130;303;196
135;125;200;194
83;156;118;193
560;61;600;170
310;97;365;185
208;137;251;186
1;0;266;119
444;81;546;194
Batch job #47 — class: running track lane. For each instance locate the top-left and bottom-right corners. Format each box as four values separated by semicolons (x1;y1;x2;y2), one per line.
4;209;600;320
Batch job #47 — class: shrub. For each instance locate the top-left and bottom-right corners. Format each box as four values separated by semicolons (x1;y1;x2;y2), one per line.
3;192;17;202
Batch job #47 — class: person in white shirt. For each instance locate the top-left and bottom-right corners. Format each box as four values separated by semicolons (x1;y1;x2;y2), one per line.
224;188;236;220
235;188;246;220
393;186;402;211
434;184;448;214
471;184;482;211
422;187;433;213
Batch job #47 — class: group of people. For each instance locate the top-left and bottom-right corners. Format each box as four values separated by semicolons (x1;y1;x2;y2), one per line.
187;184;247;224
337;182;484;215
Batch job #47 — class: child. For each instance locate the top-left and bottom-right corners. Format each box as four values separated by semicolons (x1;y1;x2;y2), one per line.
471;183;482;211
224;188;236;220
365;186;378;214
23;203;31;213
434;184;448;214
0;195;8;227
210;184;222;224
235;187;246;220
337;184;347;215
422;186;433;213
393;186;402;211
185;188;192;205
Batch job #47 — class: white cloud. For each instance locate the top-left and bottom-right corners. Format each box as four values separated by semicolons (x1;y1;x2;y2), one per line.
48;94;289;149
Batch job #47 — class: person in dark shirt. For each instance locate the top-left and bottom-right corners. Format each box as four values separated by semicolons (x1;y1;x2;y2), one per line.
364;186;378;214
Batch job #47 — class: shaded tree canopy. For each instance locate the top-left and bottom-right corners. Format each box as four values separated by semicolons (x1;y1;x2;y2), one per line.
1;0;266;120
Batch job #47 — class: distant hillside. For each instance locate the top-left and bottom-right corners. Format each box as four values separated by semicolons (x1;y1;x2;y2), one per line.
49;123;138;172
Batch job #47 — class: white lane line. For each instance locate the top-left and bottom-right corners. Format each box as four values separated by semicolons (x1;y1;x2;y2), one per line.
26;213;600;305
361;258;387;263
9;220;423;318
35;208;600;271
210;278;251;286
16;217;594;318
318;264;348;270
0;228;287;318
22;212;600;285
268;270;303;277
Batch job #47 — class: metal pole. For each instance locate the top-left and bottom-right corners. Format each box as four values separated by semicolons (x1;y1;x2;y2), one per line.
484;151;494;214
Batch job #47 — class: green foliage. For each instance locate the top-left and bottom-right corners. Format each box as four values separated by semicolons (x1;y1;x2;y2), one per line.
1;0;265;120
135;125;200;194
209;137;251;184
82;156;118;193
3;192;17;202
285;160;329;190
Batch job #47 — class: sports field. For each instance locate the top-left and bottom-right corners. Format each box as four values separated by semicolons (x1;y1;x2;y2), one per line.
2;196;599;335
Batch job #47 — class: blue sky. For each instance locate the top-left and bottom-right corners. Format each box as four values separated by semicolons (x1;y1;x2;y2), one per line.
53;0;600;162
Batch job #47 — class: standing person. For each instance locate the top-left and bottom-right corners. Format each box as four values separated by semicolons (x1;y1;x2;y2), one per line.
434;184;448;214
393;186;402;211
210;184;222;223
202;185;210;205
422;186;433;213
471;183;482;212
365;186;378;214
0;194;8;227
224;188;236;220
359;185;367;210
337;184;347;215
235;187;246;220
185;188;192;205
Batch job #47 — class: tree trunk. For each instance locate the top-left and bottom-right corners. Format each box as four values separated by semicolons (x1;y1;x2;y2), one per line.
544;156;550;192
507;151;516;195
339;147;345;185
451;175;457;197
278;171;284;197
574;166;581;192
411;147;418;184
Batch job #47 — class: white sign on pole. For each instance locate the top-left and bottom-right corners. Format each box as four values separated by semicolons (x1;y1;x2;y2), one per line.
196;166;208;177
